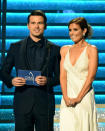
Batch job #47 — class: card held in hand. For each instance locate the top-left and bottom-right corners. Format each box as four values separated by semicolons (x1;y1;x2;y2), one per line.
18;69;41;86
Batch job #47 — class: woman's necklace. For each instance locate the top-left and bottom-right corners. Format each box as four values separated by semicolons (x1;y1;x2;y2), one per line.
73;42;87;48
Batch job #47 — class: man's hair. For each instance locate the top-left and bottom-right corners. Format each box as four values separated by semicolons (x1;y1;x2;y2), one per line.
27;10;47;25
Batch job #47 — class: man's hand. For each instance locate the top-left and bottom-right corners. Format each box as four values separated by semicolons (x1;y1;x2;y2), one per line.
35;76;47;86
12;77;26;87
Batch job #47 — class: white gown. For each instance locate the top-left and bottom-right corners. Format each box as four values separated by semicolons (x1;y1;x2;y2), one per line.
60;45;98;131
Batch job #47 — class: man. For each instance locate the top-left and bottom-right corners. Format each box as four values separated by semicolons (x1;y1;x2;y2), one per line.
0;10;60;131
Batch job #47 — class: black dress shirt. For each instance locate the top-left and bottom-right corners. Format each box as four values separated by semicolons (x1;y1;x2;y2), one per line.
26;37;47;71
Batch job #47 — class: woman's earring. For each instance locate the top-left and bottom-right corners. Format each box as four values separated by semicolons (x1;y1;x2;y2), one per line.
83;33;85;37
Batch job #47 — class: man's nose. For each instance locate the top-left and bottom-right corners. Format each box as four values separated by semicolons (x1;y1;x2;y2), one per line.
35;23;39;28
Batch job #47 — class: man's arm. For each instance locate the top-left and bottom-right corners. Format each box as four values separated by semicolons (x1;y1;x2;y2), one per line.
0;44;15;88
47;45;61;87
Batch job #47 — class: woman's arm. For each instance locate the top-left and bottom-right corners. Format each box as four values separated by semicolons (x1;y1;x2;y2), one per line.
70;45;98;106
60;46;70;106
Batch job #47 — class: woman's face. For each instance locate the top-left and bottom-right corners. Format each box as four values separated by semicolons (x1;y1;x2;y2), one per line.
69;23;86;43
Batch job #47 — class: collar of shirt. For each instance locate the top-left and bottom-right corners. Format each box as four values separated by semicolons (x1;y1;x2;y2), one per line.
27;36;45;48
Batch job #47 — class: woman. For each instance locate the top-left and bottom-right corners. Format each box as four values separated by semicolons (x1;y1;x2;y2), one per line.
60;17;98;131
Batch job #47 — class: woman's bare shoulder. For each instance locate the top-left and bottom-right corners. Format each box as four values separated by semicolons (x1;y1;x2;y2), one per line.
87;44;98;51
87;44;98;56
60;45;72;56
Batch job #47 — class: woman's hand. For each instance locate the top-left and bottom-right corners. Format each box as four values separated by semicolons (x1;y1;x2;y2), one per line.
63;96;71;107
64;96;81;107
69;97;81;107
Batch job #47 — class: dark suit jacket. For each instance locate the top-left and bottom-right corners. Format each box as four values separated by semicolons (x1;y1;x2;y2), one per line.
0;37;60;116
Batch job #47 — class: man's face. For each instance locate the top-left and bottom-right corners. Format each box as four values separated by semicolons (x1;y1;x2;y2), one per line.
27;15;46;38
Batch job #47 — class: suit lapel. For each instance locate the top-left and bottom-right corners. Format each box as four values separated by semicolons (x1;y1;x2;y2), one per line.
19;37;30;70
41;40;52;75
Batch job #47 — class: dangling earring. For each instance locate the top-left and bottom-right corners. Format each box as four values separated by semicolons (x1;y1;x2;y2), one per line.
83;33;85;37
